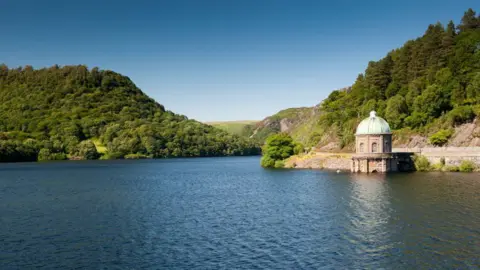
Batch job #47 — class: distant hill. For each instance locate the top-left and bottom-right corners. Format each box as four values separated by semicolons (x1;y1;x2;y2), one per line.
246;107;315;143
0;65;260;162
206;120;258;136
245;9;480;150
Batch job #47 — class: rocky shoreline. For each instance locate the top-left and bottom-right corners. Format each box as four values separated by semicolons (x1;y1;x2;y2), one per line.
285;153;352;170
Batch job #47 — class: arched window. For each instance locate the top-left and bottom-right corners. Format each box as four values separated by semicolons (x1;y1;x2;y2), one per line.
372;142;378;153
359;143;364;152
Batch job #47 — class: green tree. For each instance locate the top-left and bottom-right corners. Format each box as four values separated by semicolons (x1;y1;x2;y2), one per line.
261;133;297;168
404;112;428;128
466;72;480;103
37;148;52;161
429;129;454;146
414;155;431;171
458;8;480;32
392;42;412;86
73;140;100;160
413;84;451;118
446;106;475;125
441;21;456;64
385;95;408;129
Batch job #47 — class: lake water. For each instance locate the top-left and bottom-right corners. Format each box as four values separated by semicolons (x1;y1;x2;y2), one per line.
1;157;479;269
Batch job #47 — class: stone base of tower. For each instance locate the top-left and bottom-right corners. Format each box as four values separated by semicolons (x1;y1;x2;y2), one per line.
351;153;414;173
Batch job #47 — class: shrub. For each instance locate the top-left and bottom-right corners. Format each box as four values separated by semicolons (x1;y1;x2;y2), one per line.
429;129;453;146
308;132;322;146
473;105;480;117
414;155;431;171
260;155;275;168
274;160;285;168
431;163;443;171
37;148;67;161
100;152;123;160
99;154;111;160
443;165;459;172
124;153;150;159
459;160;476;172
71;140;100;160
37;148;52;161
446;106;475;125
52;152;67;160
293;142;305;155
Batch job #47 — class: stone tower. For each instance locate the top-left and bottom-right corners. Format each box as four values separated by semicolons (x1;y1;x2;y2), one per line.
351;111;396;173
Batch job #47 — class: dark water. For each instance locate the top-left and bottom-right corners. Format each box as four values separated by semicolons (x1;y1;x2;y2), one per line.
1;157;479;269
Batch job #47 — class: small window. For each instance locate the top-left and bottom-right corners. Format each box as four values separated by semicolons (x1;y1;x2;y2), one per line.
359;143;364;152
372;142;378;153
385;141;389;152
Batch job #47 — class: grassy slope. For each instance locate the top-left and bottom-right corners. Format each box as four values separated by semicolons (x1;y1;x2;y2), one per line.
206;120;258;135
247;107;320;145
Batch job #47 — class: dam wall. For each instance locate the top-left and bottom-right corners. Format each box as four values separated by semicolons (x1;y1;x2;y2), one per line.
393;147;480;166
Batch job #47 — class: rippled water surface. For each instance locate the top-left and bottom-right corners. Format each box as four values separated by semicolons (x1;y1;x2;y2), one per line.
1;157;479;269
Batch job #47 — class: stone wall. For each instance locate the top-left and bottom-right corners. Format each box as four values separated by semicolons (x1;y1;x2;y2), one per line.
321;156;352;170
285;153;351;170
421;153;480;166
393;147;480;167
393;147;480;153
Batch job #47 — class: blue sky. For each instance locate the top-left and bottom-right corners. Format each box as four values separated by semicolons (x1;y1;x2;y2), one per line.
1;0;478;121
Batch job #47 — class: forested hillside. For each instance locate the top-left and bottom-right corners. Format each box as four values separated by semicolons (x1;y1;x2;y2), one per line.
248;8;480;150
0;65;260;162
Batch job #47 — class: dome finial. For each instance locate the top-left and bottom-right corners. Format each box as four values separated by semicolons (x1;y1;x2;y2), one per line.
370;111;376;118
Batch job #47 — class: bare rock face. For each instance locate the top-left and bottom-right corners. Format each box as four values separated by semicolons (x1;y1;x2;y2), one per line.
469;138;480;146
279;118;293;132
249;107;314;142
317;142;341;151
450;119;479;147
406;135;428;148
391;118;480;148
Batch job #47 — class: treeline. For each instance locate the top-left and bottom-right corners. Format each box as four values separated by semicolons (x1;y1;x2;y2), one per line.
318;8;480;147
0;65;260;162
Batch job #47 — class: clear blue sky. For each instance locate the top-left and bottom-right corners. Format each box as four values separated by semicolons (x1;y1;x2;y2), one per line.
1;0;478;122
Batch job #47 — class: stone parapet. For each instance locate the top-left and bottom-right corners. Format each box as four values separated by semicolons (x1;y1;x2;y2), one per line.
352;153;393;159
392;147;480;167
393;147;480;153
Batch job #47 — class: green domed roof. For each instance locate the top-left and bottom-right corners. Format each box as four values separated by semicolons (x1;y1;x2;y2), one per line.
356;111;391;135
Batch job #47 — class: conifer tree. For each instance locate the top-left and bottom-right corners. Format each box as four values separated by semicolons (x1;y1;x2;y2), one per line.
458;8;480;32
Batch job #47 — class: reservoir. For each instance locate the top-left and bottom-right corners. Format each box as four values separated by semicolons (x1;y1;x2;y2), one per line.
1;157;479;269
